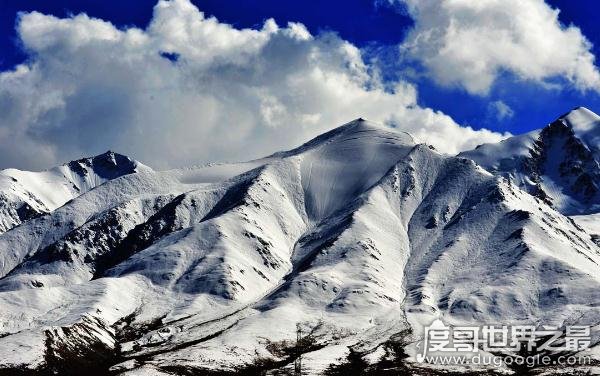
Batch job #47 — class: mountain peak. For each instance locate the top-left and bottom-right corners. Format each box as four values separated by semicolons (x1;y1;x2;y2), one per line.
559;106;600;133
0;151;151;234
461;106;600;215
292;119;417;219
561;105;596;116
65;151;150;179
270;118;415;159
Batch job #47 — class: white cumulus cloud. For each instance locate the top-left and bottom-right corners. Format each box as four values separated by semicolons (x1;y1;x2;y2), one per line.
488;100;515;122
398;0;600;95
0;0;508;170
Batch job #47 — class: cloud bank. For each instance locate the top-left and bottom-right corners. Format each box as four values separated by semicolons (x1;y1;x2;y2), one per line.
0;0;508;170
398;0;600;95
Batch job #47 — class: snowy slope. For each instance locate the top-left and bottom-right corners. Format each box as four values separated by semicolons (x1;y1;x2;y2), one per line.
564;106;600;157
0;151;151;234
460;107;600;215
0;119;599;375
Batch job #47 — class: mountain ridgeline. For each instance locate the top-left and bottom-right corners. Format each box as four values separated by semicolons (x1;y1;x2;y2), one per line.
0;111;600;375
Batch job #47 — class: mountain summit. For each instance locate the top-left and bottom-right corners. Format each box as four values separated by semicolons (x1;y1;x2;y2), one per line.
0;118;599;375
0;151;149;233
460;107;600;215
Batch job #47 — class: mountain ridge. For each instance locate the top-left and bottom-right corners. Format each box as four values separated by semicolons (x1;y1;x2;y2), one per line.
0;151;150;234
0;114;599;375
460;106;600;215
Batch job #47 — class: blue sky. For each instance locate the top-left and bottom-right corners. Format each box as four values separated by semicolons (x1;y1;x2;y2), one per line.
1;0;600;169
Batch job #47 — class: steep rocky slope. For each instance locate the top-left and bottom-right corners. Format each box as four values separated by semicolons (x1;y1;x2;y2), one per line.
460;107;600;215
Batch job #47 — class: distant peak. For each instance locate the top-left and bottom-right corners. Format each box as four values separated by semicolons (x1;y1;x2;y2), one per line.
571;106;594;112
559;106;598;120
558;106;600;133
68;151;127;166
65;151;150;179
92;150;121;163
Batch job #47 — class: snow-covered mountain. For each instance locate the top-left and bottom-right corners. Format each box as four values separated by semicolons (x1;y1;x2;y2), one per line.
460;107;600;215
0;151;150;234
1;119;600;375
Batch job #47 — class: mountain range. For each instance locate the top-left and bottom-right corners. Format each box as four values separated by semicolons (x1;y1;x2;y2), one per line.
1;109;600;375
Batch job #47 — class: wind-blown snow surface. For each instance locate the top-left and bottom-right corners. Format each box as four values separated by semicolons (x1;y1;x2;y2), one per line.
1;119;600;375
